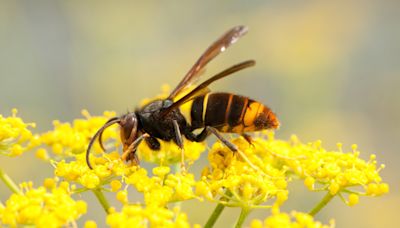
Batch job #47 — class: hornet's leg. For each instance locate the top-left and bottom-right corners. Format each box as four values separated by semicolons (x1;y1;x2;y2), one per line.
122;133;149;165
241;133;254;146
184;127;210;142
172;120;186;172
188;126;260;172
208;127;262;172
145;136;161;150
206;126;238;152
185;126;238;152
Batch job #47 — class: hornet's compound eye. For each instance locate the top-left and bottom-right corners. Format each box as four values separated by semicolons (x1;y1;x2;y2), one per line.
120;113;138;144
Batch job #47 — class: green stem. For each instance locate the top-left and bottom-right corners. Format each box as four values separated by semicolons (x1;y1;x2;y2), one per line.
235;207;251;228
205;202;226;228
0;168;21;194
308;192;335;216
205;191;232;228
92;188;111;214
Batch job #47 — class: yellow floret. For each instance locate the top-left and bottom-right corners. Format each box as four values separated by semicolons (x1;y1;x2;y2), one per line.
43;178;56;189
110;180;122;192
84;220;97;228
348;194;359;206
116;190;128;204
35;148;49;160
304;176;315;190
153;166;171;177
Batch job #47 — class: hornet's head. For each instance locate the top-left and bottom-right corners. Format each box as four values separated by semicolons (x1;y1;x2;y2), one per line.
86;112;139;169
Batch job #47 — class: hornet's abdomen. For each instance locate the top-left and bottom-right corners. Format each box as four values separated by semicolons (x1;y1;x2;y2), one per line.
189;92;279;133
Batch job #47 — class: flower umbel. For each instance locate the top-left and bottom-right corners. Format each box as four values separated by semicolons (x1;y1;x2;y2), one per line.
0;108;389;227
40;110;118;159
0;109;39;157
252;134;389;208
126;166;197;207
198;138;288;209
0;181;87;227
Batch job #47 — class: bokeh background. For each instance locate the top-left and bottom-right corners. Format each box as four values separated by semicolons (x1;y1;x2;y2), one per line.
1;1;399;227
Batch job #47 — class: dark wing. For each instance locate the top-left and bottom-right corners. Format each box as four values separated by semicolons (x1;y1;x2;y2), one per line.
168;26;248;99
161;60;255;116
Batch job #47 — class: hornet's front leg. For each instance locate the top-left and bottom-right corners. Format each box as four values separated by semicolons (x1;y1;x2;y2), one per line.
121;133;149;165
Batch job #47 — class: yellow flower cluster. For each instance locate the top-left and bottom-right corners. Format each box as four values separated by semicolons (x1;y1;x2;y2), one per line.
0;109;39;156
250;133;389;204
55;151;136;190
0;180;87;227
0;106;390;227
250;211;334;228
197;137;288;209
39;110;118;159
192;130;389;219
106;205;195;228
126;166;197;207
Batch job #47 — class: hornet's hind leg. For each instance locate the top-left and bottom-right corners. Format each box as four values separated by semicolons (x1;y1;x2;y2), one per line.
241;133;254;146
206;127;239;152
185;126;238;152
187;126;261;171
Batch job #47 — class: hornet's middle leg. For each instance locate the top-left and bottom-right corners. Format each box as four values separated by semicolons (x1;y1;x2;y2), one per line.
172;120;186;172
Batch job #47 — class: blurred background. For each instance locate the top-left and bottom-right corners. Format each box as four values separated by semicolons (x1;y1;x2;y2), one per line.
1;1;399;227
